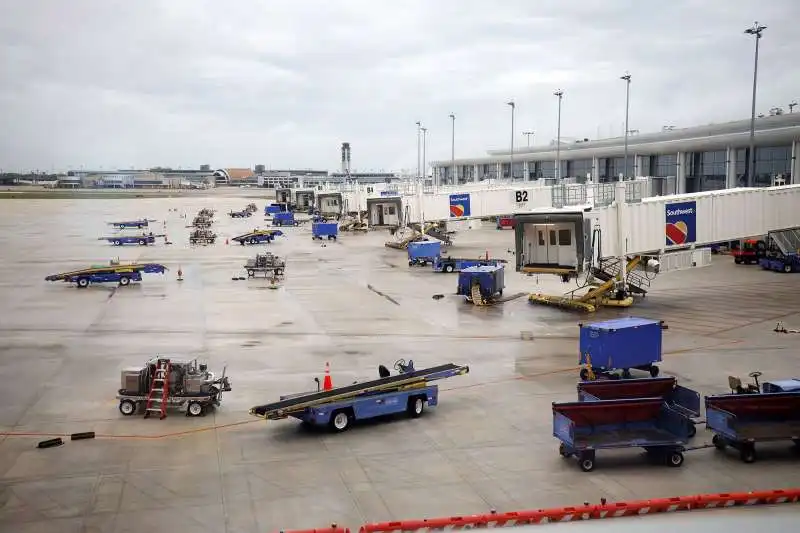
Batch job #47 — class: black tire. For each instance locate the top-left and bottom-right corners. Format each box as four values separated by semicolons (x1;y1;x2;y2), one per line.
734;257;742;264
408;260;414;266
783;263;793;273
332;235;337;241
250;238;257;245
247;270;255;277
408;396;425;418
712;434;726;450
667;451;684;467
329;409;351;432
186;401;203;417
649;365;660;377
119;399;137;416
579;368;590;380
558;442;570;457
138;239;146;246
687;423;697;438
445;264;454;273
119;276;130;286
579;457;594;472
275;268;283;276
77;277;90;288
740;445;756;463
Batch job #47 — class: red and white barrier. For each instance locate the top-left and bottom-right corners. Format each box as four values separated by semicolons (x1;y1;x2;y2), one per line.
349;488;800;533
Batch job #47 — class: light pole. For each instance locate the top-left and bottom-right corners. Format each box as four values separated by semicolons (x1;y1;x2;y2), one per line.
621;72;632;182
745;22;766;187
415;121;422;180
523;131;535;148
507;101;515;179
554;89;564;181
789;101;797;113
421;127;428;183
449;113;455;186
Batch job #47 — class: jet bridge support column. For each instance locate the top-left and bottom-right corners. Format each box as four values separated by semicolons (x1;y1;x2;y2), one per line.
615;181;628;294
725;146;737;189
676;152;687;194
791;140;799;185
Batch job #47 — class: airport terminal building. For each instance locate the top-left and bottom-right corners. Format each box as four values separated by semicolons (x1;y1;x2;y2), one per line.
431;113;800;194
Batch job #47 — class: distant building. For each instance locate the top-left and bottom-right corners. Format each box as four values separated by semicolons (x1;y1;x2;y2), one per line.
212;168;256;186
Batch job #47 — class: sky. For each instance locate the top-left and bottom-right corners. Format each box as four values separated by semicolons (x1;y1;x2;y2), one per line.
1;0;799;174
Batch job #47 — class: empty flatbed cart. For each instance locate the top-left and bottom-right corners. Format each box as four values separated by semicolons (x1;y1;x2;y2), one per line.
232;229;283;245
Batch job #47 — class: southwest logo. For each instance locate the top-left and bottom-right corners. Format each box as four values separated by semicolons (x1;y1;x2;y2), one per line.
450;203;466;217
666;221;689;245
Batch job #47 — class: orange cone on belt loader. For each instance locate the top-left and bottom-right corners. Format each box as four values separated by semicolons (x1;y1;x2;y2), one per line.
323;362;333;391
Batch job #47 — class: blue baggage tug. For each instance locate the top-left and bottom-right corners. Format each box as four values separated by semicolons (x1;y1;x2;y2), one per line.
578;317;666;380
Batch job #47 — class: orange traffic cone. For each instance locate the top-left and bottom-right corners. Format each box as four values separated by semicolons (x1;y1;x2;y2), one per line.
177;265;183;281
225;237;229;245
322;362;333;391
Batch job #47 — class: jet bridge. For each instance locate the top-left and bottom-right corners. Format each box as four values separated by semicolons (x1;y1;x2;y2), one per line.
514;183;800;312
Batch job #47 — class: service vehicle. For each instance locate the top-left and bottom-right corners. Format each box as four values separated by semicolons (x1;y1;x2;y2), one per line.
231;229;283;245
45;262;167;288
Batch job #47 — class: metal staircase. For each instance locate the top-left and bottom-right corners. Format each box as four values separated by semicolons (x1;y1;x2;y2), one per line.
769;227;800;255
591;257;651;295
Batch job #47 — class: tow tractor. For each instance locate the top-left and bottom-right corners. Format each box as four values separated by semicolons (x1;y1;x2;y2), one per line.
249;360;469;432
245;203;258;213
728;371;800;394
116;357;231;418
108;219;152;229
45;261;167;288
99;232;165;246
732;239;767;264
244;252;286;277
228;209;253;218
759;250;800;273
231;229;283;245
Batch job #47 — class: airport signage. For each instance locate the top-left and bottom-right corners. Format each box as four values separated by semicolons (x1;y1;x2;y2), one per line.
665;201;697;245
513;190;529;207
449;193;471;217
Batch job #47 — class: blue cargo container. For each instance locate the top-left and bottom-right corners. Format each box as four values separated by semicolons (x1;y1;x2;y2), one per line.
579;317;664;380
407;241;441;266
265;203;290;215
457;265;504;302
312;222;338;240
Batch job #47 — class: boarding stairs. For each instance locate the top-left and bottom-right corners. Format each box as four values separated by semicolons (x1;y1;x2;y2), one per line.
590;256;650;296
409;222;454;246
144;359;171;420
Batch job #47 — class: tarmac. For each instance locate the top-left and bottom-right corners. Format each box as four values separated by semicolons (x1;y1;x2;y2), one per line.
0;195;799;533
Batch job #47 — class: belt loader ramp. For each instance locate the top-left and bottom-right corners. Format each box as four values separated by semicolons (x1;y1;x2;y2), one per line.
515;183;800;312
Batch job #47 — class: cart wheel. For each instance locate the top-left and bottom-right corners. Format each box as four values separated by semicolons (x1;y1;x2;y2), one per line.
186;401;203;417
407;396;425;418
734;257;742;264
649;365;660;377
331;235;337;241
276;268;283;276
579;457;595;472
77;277;90;288
579;368;590;381
138;239;146;245
712;434;726;450
558;442;570;457
739;445;756;463
119;399;137;416
330;410;351;432
408;260;414;266
119;276;130;286
247;270;255;277
783;263;793;273
667;451;684;467
250;238;258;245
687;423;697;438
114;240;122;246
445;265;454;273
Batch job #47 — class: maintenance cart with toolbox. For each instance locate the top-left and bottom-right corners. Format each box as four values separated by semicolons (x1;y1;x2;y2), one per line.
272;211;299;227
232;230;283;245
408;240;442;266
432;255;506;273
249;360;469;432
553;397;692;472
705;391;800;463
311;222;338;240
577;377;701;437
45;262;167;288
579;317;666;380
458;265;505;305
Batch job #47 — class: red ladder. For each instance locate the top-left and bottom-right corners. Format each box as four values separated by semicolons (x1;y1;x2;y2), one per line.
144;358;170;419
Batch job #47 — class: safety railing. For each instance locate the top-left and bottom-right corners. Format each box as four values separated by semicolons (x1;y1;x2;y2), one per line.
274;488;800;533
657;247;713;274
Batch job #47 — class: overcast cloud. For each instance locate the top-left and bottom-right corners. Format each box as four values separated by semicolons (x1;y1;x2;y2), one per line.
1;0;799;173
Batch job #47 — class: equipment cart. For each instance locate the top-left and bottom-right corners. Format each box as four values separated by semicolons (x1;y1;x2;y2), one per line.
433;255;506;273
189;229;217;245
458;265;505;305
577;377;701;437
229;209;253;218
232;229;283;245
244;253;286;277
312;222;338;240
265;203;290;215
272;212;300;227
705;392;800;463
553;397;691;472
116;357;231;418
249;360;469;432
45;262;167;288
99;233;164;246
407;240;441;266
578;317;666;380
